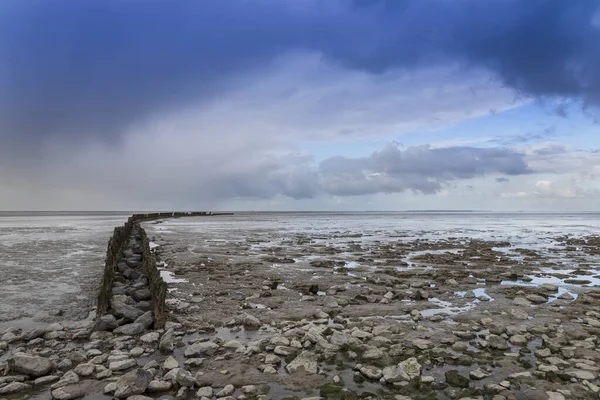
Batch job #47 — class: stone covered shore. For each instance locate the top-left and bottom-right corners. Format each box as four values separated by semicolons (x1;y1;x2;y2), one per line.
1;215;600;400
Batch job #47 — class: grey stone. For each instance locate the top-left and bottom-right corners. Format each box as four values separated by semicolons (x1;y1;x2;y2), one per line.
92;315;119;332
148;380;172;392
111;295;145;321
140;331;159;344
526;294;547;304
73;363;95;377
163;356;179;370
286;351;319;374
512;297;531;307
175;369;195;387
382;365;410;383
134;311;154;329
359;365;383;380
242;314;261;330
216;384;235;397
26;327;48;341
486;334;508;350
114;369;153;398
51;381;103;400
8;352;53;377
51;371;79;389
114;323;145;336
196;386;213;398
445;370;469;388
34;375;60;387
184;341;219;357
109;359;137;371
398;357;421;379
159;329;174;352
132;288;152;301
0;382;31;395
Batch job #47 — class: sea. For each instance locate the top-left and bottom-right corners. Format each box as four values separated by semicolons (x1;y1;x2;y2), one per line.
1;211;598;330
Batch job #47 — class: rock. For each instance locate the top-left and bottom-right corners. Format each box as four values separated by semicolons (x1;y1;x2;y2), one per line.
111;295;145;321
51;382;101;400
114;369;153;398
93;315;119;331
34;375;60;387
445;370;469;388
242;314;261;330
359;365;383;380
382;365;410;383
286;351;319;374
512;297;531;307
159;329;175;352
265;354;281;365
526;294;547;304
163;356;179;370
197;386;213;397
127;396;154;400
263;365;277;374
469;368;488;380
558;292;575;300
140;331;160;344
509;334;528;346
323;296;339;308
134;311;154;329
362;347;384;360
8;352;53;377
132;288;152;301
567;370;596;380
412;339;432;350
241;385;257;395
398;357;421;379
109;359;137;371
216;384;235;397
114;323;145;336
129;347;144;357
0;382;31;395
314;308;329;319
185;358;205;367
486;334;509;350
73;363;95;377
26;326;47;340
148;380;172;392
510;308;529;320
540;284;558;292
184;341;219;357
329;331;352;346
51;371;79;389
175;369;195;387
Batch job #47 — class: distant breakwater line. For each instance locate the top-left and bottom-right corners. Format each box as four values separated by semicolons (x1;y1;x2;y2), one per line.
96;212;233;329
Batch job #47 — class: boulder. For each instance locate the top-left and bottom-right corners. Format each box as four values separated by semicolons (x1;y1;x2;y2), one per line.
92;315;118;332
8;353;53;377
445;370;469;388
114;369;153;398
242;314;261;330
134;311;154;329
114;323;145;336
184;342;219;357
110;295;145;321
285;351;319;374
159;329;174;352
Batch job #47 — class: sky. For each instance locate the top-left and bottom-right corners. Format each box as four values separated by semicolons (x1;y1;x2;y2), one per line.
1;0;599;211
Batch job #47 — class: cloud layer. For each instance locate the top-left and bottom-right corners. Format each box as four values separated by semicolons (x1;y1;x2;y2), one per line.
1;0;599;145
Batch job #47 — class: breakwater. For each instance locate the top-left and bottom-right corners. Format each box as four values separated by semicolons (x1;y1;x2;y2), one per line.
96;212;232;329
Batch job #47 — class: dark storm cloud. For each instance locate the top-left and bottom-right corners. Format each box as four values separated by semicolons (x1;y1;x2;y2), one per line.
1;0;599;144
317;144;531;196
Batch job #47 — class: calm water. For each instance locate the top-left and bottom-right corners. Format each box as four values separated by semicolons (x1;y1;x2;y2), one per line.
1;212;599;330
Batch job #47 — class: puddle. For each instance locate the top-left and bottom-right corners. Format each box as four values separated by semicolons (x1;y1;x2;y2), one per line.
455;288;494;302
159;270;188;284
416;297;476;317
